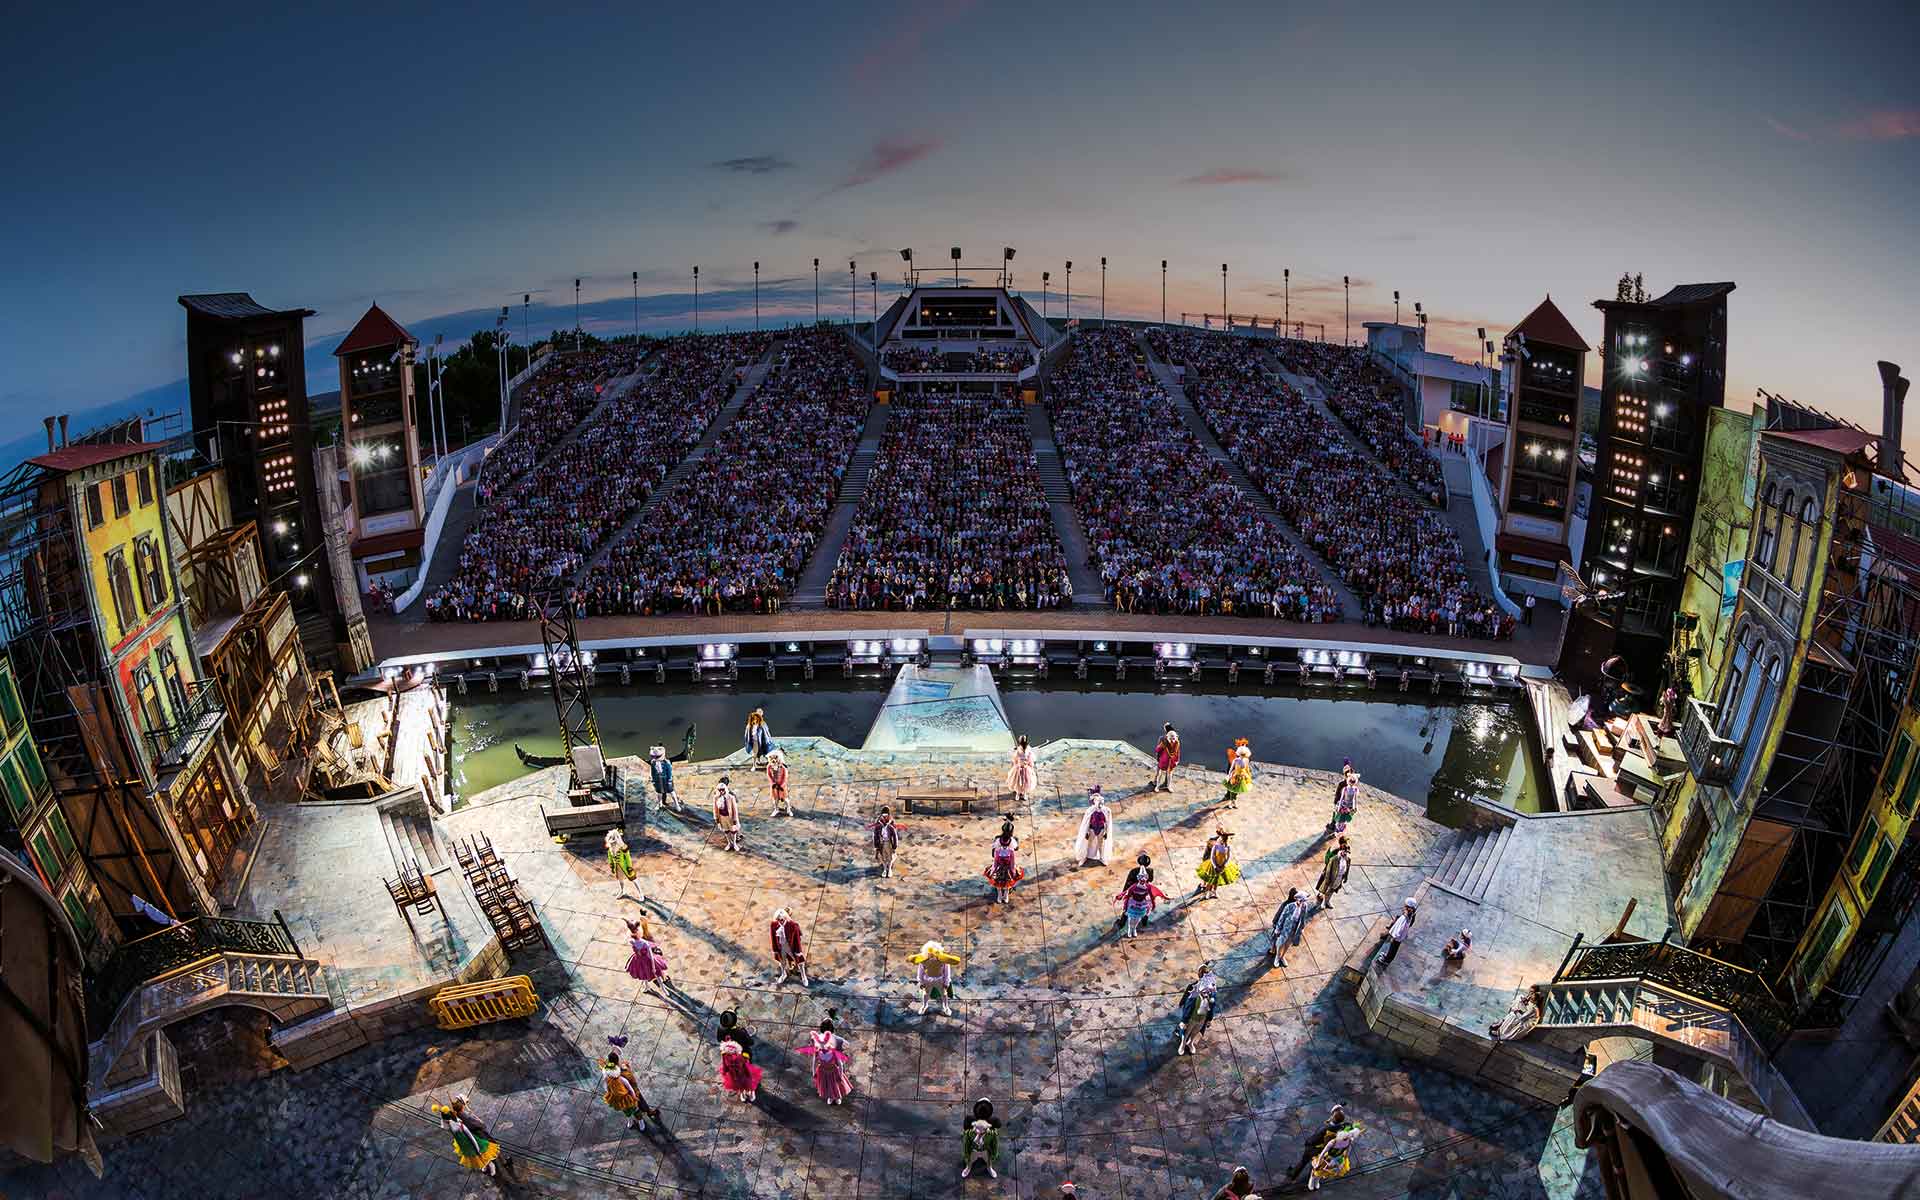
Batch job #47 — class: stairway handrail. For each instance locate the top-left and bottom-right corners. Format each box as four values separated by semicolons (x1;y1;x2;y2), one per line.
87;913;300;1036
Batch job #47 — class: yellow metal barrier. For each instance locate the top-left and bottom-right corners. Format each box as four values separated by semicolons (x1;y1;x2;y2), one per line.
428;974;539;1030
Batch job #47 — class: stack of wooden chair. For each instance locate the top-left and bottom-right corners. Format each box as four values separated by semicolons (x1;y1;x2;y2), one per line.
452;832;547;952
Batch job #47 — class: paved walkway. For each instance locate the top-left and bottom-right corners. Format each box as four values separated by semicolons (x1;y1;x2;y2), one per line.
17;743;1610;1198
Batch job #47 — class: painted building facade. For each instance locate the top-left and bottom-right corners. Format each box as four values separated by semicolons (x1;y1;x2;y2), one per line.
1673;424;1920;1020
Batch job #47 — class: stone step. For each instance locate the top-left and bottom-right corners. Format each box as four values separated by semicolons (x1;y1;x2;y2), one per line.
1459;823;1511;900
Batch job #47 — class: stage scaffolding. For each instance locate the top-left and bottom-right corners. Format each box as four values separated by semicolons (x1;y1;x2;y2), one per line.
0;456;198;931
533;592;603;789
1741;506;1920;1025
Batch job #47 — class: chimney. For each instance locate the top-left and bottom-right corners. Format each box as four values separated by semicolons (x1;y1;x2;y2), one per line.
1881;361;1906;477
57;414;69;447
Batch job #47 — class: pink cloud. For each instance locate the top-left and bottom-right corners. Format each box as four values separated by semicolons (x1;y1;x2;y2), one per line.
838;138;941;189
852;3;981;91
1769;109;1920;142
1180;167;1295;186
1834;109;1920;141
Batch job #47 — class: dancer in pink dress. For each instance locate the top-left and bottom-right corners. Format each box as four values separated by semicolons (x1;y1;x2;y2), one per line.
624;918;669;994
796;1010;854;1104
717;1038;763;1102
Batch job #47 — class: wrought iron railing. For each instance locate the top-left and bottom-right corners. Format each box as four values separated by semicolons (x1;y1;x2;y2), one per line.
86;910;301;1037
1552;933;1794;1053
1680;697;1737;786
144;678;226;769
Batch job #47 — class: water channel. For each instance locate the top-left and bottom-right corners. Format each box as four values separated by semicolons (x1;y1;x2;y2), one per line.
445;674;1543;826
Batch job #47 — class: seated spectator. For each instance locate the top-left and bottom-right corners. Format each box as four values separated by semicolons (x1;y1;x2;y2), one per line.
826;386;1069;611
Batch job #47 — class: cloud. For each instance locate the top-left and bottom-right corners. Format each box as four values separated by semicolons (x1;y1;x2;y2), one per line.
852;3;981;91
764;219;800;235
713;155;795;174
837;137;941;190
1769;110;1920;142
1179;167;1296;186
1834;110;1920;141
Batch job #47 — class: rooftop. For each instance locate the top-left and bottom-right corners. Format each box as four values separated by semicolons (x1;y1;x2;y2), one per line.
178;292;316;321
25;440;164;474
1511;296;1590;352
331;303;413;358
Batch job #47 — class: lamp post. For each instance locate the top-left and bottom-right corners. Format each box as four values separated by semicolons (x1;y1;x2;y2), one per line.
1394;290;1401;325
1283;268;1290;337
693;266;700;334
1002;246;1015;289
632;272;640;340
1100;256;1107;327
950;246;962;287
1065;261;1072;323
1042;271;1051;322
849;260;856;334
1415;302;1426;351
1221;263;1228;330
900;247;913;289
1343;275;1350;346
494;306;512;435
870;271;878;335
1161;260;1167;330
573;278;582;350
753;261;760;331
813;258;820;323
522;293;530;358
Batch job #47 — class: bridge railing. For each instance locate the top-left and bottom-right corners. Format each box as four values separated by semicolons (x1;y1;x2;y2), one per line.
87;910;302;1036
1551;932;1794;1053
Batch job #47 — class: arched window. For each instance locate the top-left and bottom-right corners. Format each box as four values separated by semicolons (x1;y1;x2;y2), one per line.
1796;497;1819;591
1734;654;1788;794
1774;490;1796;573
1719;624;1759;738
1755;484;1780;570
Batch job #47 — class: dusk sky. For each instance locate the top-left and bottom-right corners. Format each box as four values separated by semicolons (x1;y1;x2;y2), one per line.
2;2;1914;455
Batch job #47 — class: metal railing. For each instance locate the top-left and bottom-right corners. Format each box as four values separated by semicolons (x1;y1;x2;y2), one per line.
144;678;226;769
1551;932;1794;1053
87;910;301;1035
1680;697;1738;785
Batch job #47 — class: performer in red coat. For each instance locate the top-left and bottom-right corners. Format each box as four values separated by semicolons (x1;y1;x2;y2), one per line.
771;908;810;986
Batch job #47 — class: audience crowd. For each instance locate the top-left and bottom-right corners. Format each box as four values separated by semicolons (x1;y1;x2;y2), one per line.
881;345;1034;375
577;330;871;616
826;386;1071;610
1050;329;1340;620
1155;330;1512;640
1276;338;1448;503
480;344;650;492
425;333;769;621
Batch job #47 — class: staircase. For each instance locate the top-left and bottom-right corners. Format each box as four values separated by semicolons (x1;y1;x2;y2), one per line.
837;447;879;502
1428;822;1512;902
397;480;480;625
379;793;447;873
1538;978;1816;1132
1141;341;1360;618
1026;404;1107;605
295;608;339;670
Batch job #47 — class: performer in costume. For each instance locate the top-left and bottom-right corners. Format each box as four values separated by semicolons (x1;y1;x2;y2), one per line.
1112;853;1156;931
605;828;640;901
765;748;793;816
648;745;683;814
715;1007;756;1058
743;708;774;766
711;776;744;852
602;1051;660;1132
1330;757;1354;814
717;1037;763;1102
960;1097;1002;1180
983;820;1024;903
909;940;962;1016
770;907;810;986
1150;724;1181;792
624;918;670;993
1071;786;1113;865
1114;870;1169;939
1006;734;1039;805
1194;829;1240;899
870;807;901;877
1210;1166;1258;1199
1329;771;1359;837
1269;886;1307;968
1308;1123;1364;1190
797;1010;854;1104
1222;740;1253;809
1176;962;1220;1055
432;1095;507;1178
1315;835;1351;908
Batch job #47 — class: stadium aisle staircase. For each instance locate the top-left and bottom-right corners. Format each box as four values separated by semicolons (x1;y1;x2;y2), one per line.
790;403;890;608
1027;404;1108;606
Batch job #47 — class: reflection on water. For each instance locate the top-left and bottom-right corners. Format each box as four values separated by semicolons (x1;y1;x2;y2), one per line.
449;676;1541;824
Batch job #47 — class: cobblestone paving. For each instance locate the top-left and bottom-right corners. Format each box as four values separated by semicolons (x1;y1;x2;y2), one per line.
12;743;1604;1199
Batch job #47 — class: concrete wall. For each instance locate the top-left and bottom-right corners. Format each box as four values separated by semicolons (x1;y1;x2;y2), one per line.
271;933;513;1069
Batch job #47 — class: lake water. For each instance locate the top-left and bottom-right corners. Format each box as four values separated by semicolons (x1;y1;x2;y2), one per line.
447;675;1542;825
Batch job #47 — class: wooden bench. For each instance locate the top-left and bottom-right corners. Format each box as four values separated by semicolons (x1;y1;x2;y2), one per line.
542;801;623;840
900;786;978;814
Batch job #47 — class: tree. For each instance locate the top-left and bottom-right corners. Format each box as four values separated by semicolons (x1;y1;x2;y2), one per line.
1616;272;1649;303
